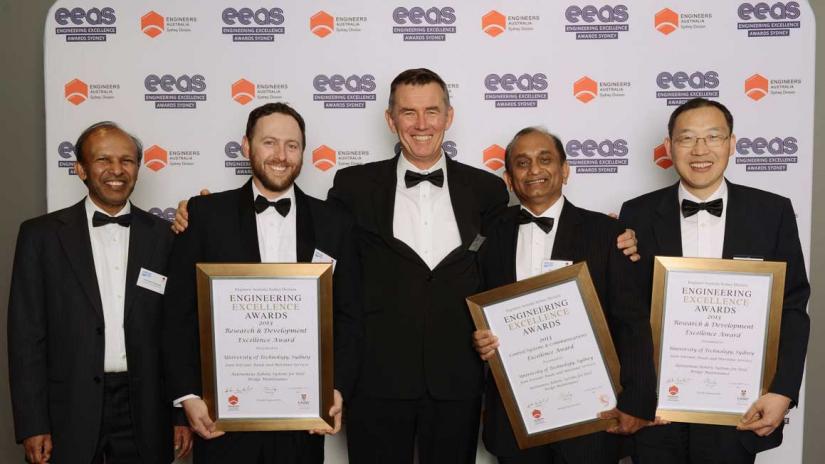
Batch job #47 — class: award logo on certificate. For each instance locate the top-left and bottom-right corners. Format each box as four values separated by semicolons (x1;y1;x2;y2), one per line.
651;257;786;425
466;262;621;449
195;263;334;431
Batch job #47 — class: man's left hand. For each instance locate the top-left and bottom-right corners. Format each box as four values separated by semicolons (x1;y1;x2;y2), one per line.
173;425;193;459
737;393;791;437
600;408;651;435
309;389;343;435
616;228;639;262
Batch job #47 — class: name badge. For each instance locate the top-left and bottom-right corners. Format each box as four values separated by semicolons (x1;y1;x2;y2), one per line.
137;268;167;295
312;248;337;272
542;260;572;273
468;234;486;252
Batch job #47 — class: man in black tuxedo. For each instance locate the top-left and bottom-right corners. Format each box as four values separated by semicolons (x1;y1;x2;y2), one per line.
7;122;191;464
325;68;510;463
163;102;361;463
471;127;657;463
620;98;810;463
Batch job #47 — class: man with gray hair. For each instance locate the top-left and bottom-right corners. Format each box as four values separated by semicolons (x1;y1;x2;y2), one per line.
7;122;191;463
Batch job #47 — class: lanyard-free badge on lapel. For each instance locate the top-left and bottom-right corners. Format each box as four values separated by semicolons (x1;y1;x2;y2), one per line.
312;248;337;272
137;268;167;294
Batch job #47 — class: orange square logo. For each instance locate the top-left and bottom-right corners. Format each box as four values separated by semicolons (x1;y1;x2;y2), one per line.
573;76;598;103
310;11;334;38
655;8;679;35
482;10;506;37
232;79;256;105
653;143;672;169
483;144;505;171
744;74;769;101
312;145;336;172
141;11;164;38
144;145;168;172
64;79;88;105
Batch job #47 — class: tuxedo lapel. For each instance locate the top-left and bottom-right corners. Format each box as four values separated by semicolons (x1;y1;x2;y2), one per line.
499;207;519;283
237;179;262;262
653;183;683;257
551;199;582;262
57;201;104;322
124;208;157;322
722;180;750;259
446;158;480;247
295;187;316;263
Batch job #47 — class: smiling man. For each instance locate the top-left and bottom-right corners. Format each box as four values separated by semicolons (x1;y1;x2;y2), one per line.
471;127;656;464
8;122;191;463
326;68;510;463
620;98;810;463
162;103;362;464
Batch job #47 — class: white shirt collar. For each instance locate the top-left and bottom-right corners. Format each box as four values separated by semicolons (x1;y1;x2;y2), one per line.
678;179;727;204
396;152;448;186
251;180;295;203
84;196;131;221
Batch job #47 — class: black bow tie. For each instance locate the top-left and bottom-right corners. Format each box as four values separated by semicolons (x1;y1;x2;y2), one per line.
254;195;291;217
517;208;555;234
404;169;444;188
92;211;132;228
681;198;724;218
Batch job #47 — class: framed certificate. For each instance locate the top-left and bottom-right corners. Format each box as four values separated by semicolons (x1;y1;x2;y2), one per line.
651;257;786;425
195;263;334;431
466;262;621;449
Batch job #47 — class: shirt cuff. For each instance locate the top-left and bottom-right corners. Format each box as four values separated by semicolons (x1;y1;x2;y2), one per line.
173;394;199;407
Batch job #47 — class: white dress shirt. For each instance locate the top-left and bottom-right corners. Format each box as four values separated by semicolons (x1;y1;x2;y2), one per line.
516;197;565;281
678;181;728;259
393;154;462;269
85;197;130;373
253;182;297;263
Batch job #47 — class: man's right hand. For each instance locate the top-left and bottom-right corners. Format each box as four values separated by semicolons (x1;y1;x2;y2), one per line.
472;329;499;361
182;398;225;440
23;434;52;464
171;189;210;234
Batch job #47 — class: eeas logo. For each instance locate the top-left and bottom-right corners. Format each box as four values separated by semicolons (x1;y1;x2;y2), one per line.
57;141;77;175
310;11;334;37
224;141;251;175
482;10;506;37
564;4;629;40
143;145;168;172
312;145;337;171
65;79;89;105
653;143;672;169
573;76;597;103
392;6;456;42
737;2;801;37
655;71;719;106
148;207;176;222
566;138;629;174
221;7;285;42
141;11;164;38
735;136;798;172
143;74;207;109
232;79;256;105
54;6;117;42
745;74;769;101
654;8;679;35
484;73;548;108
312;74;377;109
483;145;505;171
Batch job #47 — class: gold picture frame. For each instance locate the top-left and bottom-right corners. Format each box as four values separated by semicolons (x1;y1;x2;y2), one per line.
466;262;622;449
196;263;334;432
650;257;786;426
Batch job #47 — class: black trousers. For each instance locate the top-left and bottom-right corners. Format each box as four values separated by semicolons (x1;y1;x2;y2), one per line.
346;393;482;464
496;431;620;464
91;372;141;464
633;423;755;464
193;431;323;464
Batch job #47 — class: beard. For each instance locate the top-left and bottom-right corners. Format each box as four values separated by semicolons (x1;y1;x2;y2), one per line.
250;153;302;194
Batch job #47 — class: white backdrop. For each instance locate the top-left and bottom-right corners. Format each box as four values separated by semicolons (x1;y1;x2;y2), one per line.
44;1;815;462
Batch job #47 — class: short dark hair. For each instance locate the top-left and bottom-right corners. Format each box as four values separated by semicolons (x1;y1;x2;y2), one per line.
504;127;567;173
75;121;143;164
245;102;306;151
388;68;451;110
668;98;734;137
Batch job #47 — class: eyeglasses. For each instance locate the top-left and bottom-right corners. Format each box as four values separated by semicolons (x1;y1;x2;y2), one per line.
673;134;730;148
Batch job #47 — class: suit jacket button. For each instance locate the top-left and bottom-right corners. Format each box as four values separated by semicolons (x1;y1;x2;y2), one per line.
93;376;102;384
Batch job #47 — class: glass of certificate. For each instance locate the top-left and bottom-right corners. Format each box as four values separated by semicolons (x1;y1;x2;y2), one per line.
651;257;786;425
466;262;621;449
195;263;334;431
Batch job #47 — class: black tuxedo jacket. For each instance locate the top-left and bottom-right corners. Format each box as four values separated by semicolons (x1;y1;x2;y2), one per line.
8;200;176;464
620;180;810;453
163;180;362;402
480;201;657;457
327;155;508;400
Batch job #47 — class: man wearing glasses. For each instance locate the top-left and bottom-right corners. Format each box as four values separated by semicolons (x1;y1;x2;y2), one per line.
619;98;810;463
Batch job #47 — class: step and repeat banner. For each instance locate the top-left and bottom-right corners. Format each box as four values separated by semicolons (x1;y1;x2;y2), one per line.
45;1;814;462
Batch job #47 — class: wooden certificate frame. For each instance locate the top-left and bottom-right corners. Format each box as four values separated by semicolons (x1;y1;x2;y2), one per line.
196;263;334;432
